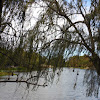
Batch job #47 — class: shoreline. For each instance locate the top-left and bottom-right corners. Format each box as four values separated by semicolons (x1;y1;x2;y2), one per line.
0;66;95;76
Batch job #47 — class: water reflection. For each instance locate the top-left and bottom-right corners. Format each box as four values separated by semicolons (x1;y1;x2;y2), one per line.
0;68;99;100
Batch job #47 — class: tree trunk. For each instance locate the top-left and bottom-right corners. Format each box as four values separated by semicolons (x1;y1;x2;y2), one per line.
92;54;100;75
0;0;3;28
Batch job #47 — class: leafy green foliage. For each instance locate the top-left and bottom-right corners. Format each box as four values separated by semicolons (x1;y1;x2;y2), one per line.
0;46;47;71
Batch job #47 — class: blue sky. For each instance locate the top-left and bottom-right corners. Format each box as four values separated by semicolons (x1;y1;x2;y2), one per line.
67;0;91;7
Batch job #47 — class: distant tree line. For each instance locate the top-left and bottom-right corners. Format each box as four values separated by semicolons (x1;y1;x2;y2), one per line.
66;55;93;68
0;46;45;70
0;46;65;70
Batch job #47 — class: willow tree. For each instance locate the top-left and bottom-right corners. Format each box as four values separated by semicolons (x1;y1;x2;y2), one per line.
0;0;37;65
27;0;100;74
0;0;60;89
1;0;100;72
24;0;100;96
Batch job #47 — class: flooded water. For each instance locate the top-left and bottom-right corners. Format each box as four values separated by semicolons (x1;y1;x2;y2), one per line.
0;68;99;100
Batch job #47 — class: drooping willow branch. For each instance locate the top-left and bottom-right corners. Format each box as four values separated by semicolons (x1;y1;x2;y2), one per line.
41;38;84;50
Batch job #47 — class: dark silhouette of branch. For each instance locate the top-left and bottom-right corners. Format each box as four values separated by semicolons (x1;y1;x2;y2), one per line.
0;80;48;87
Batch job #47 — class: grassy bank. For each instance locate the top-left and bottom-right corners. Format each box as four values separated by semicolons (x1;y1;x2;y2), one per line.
0;72;12;76
0;66;27;76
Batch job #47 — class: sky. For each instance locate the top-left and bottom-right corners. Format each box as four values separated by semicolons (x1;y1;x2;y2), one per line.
23;0;92;56
25;0;91;27
6;0;93;57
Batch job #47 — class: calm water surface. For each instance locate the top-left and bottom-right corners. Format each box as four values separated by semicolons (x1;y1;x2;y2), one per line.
0;68;99;100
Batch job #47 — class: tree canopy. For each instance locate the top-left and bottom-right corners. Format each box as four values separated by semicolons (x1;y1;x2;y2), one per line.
15;0;100;74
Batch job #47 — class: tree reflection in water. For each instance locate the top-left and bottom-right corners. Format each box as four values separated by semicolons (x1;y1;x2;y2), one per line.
0;68;100;99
